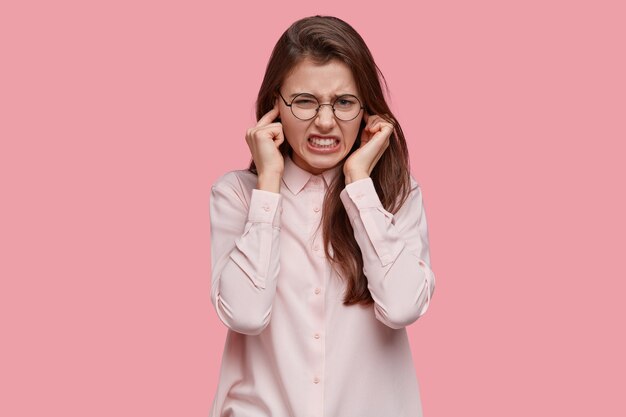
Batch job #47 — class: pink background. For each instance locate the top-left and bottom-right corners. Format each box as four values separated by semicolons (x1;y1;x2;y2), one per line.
1;1;624;416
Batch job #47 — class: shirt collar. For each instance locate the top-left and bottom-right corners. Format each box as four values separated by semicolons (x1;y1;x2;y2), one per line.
282;153;343;195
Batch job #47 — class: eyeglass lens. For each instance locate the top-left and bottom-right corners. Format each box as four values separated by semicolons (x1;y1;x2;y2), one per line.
290;93;361;121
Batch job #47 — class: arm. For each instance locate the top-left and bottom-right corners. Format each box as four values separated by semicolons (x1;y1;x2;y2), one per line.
209;173;282;335
339;177;436;329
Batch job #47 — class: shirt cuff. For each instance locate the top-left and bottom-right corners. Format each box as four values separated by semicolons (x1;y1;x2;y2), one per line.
344;177;384;209
248;189;282;228
340;177;404;266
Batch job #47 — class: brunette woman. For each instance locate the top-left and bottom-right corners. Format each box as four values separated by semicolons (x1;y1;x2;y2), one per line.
209;15;436;417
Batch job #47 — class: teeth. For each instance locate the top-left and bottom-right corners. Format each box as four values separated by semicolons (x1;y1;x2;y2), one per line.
310;137;338;146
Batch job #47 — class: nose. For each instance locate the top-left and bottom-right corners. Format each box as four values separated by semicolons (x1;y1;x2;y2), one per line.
314;104;336;130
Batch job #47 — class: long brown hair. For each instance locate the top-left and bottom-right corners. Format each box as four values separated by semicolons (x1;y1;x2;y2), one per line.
249;15;412;306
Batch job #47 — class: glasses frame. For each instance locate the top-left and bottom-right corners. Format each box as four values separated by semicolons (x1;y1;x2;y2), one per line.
278;91;364;121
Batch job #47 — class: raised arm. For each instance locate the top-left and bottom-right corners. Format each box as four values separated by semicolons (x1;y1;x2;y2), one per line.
209;173;282;335
339;177;436;329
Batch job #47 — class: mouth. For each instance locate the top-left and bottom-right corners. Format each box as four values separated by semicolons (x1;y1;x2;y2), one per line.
308;135;340;149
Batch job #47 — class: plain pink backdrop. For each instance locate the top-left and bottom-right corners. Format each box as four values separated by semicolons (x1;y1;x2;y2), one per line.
1;1;624;416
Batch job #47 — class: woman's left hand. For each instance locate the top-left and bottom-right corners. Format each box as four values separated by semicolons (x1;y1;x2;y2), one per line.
343;113;394;184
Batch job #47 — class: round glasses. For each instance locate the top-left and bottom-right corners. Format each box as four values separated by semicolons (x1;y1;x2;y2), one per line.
278;91;364;121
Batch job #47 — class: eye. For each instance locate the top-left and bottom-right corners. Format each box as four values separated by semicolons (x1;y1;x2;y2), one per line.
335;96;357;109
293;95;318;108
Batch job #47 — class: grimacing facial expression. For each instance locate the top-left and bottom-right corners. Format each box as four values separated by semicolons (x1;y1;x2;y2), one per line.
277;58;364;175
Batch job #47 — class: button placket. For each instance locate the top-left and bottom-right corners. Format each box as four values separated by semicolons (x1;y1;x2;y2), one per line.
306;175;325;415
310;290;325;405
310;189;326;259
311;184;323;215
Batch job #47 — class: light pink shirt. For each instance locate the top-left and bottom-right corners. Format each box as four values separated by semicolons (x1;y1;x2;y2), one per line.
209;154;436;417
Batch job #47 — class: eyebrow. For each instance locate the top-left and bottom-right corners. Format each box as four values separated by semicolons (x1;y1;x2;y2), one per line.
289;92;358;99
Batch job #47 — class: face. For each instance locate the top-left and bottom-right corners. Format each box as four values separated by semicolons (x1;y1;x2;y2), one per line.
277;58;364;175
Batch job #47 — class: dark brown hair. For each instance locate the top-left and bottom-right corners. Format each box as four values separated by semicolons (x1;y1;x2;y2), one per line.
249;15;412;306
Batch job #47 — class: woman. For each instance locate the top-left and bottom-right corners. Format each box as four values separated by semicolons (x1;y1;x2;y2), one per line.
209;15;436;417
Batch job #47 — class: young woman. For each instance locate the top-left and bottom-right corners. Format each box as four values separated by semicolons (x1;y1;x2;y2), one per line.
209;15;436;417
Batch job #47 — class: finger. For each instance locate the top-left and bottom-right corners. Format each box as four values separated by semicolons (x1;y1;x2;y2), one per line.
365;121;378;132
273;131;285;148
266;124;285;146
255;123;284;143
366;115;384;130
369;124;393;142
256;103;280;127
379;124;394;138
369;120;389;133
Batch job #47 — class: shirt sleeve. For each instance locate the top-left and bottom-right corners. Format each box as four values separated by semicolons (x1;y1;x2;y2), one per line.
209;174;282;335
339;177;436;329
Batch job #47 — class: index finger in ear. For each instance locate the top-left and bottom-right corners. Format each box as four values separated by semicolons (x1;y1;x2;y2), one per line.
256;104;280;127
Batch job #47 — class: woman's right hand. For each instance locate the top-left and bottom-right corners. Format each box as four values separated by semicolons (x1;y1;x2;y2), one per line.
246;102;285;191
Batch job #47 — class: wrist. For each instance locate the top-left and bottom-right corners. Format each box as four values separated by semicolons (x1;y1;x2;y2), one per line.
257;173;282;193
344;171;369;185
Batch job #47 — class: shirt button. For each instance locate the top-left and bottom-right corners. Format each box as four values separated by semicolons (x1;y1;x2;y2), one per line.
314;333;320;339
313;206;320;212
314;287;321;294
262;205;270;212
313;377;320;384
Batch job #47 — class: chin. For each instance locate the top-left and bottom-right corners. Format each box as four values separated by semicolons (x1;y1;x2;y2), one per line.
303;152;344;168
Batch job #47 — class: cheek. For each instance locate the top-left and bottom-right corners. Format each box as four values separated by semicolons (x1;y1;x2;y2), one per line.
280;119;302;146
344;124;361;146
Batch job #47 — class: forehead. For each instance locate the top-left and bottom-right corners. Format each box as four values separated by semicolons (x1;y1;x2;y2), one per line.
282;58;358;97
